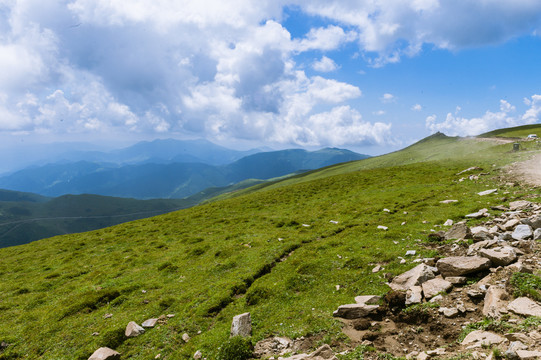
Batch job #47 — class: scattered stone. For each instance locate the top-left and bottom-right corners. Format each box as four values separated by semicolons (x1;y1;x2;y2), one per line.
505;341;528;359
461;330;506;347
436;256;491;277
388;264;436;291
465;210;488;219
306;344;337;359
231;312;252;337
166;314;175;318
426;348;446;356
440;200;458;204
88;347;121;360
182;333;190;342
516;350;541;359
478;247;517;266
429;294;443;303
421;278;452;299
482;286;509;318
383;208;390;212
254;337;292;358
509;200;532;211
372;265;382;273
416;352;429;360
125;322;145;337
477;189;498;196
329;220;339;224
445;276;467;285
439;307;459;318
512;224;533;240
443;219;454;226
445;223;472;240
503;219;521;231
333;303;379;319
193;350;202;359
103;313;113;319
533;228;541;240
142;318;158;328
405;250;416;256
467;288;486;299
354;295;381;305
405;286;423;305
508;297;541;317
378;225;388;231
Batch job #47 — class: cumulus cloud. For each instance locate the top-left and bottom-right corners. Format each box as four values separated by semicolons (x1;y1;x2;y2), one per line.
411;104;422;111
426;98;539;136
294;25;357;52
380;93;395;103
312;56;339;72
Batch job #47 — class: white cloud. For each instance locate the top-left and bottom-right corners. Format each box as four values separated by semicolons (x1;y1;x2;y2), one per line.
312;56;339;72
373;110;386;116
294;25;357;52
426;96;540;136
411;104;422;111
381;93;395;103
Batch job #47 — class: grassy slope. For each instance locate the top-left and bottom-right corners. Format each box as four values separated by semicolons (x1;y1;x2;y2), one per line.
0;135;539;359
479;123;541;138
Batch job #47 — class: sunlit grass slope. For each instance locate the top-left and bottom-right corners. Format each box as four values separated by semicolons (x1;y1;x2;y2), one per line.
479;123;541;138
0;133;539;359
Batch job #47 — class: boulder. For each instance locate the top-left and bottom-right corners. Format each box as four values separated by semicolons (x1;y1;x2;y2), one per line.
306;344;337;360
333;304;379;319
505;341;528;360
461;330;506;347
436;256;491;277
478;247;517;266
125;322;145;337
525;215;541;229
421;278;452;299
405;286;423;305
445;276;467;285
231;312;252;337
512;225;533;240
388;264;436;291
534;228;541;240
516;350;541;360
482;286;509;318
354;295;381;305
88;347;121;360
508;297;541;317
503;219;521;231
445;223;471;240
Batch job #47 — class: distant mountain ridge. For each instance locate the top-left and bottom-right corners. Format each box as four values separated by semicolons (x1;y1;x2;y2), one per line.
0;145;369;199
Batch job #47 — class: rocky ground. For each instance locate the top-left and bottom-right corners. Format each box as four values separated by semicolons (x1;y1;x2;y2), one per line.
252;198;541;360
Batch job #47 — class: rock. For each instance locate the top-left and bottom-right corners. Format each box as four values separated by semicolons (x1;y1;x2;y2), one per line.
182;333;190;342
377;225;388;231
193;350;202;359
354;295;381;305
436;256;491;277
461;330;506;347
440;200;458;204
405;286;423;305
516;350;541;359
426;348;446;356
508;297;541;317
103;313;113;319
504;333;532;345
125;322;145;337
439;307;459;318
333;304;379;319
478;247;517;266
88;347;121;360
533;228;541;240
306;344;337;359
506;261;533;274
372;265;382;273
443;219;454;226
388;264;436;291
142;318;158;328
512;225;533;240
421;278;452;299
465;211;487;219
405;250;416;256
231;312;252;337
416;352;429;360
482;286;509;318
467;287;486;299
445;276;467;285
254;337;292;357
509;200;532;211
503;219;521;231
526;215;541;229
471;226;489;236
505;341;527;360
429;294;443;303
445;223;472;240
477;189;498;196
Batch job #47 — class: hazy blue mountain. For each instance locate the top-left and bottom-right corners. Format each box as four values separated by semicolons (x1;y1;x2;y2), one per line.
0;148;369;199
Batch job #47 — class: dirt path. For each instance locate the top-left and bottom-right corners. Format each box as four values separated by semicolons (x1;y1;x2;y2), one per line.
508;151;541;187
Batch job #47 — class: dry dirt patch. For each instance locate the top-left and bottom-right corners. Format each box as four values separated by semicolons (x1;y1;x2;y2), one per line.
508;151;541;187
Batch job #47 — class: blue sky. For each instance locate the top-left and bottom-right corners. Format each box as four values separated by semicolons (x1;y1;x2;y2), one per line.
1;0;541;157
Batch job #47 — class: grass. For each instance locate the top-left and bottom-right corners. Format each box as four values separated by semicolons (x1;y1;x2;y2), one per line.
510;272;541;301
479;124;541;138
0;132;540;359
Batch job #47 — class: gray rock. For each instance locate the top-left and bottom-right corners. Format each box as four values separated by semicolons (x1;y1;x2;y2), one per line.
405;286;423;305
534;228;541;240
429;294;443;303
508;297;541;317
482;286;509;318
512;224;533;240
182;333;190;342
436;256;491;277
443;219;454;226
504;333;533;344
388;264;436;291
193;350;202;359
478;247;517;266
509;200;532;211
354;295;381;305
306;344;337;360
125;322;145;337
231;312;252;337
477;189;498;196
444;223;471;240
142;318;158;328
445;276;467;285
503;219;521;231
333;304;379;319
88;347;121;360
525;215;541;229
516;350;541;359
505;341;527;360
421;278;452;299
438;307;459;318
465;211;487;219
461;330;506;347
254;337;292;357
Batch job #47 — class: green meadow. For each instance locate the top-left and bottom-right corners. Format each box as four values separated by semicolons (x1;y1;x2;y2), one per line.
1;129;540;359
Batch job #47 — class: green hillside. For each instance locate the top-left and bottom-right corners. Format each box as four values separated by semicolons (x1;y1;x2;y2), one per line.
478;123;541;138
0;132;539;359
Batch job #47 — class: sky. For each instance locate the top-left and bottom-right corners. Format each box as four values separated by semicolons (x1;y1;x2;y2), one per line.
1;0;541;157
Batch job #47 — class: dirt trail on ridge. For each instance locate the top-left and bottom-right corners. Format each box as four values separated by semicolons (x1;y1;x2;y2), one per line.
508;151;541;187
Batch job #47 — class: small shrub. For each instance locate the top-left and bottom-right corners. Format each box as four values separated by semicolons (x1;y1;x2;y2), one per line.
216;336;253;360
